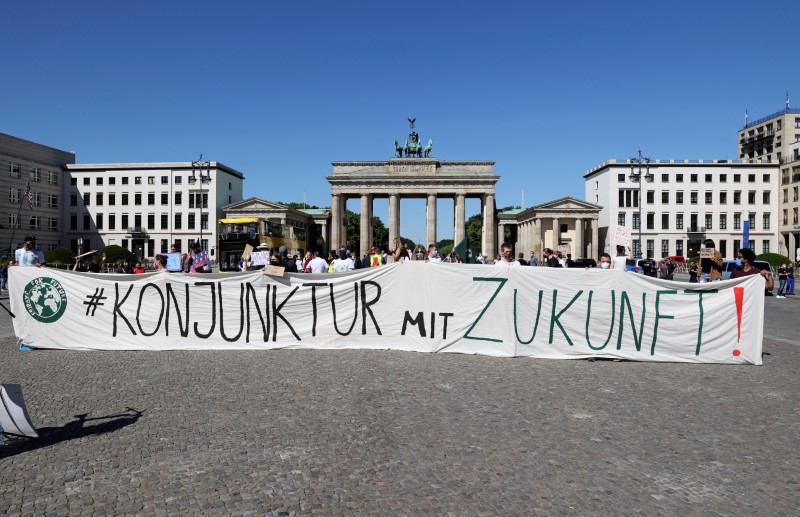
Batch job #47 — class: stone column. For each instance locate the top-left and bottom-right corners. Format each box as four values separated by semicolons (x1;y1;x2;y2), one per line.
533;218;541;257
426;194;437;247
454;193;466;245
319;222;328;253
389;193;400;247
574;217;583;258
330;194;341;250
591;218;599;259
497;222;505;251
552;217;560;251
340;196;347;251
360;194;370;256
484;193;495;259
367;195;374;251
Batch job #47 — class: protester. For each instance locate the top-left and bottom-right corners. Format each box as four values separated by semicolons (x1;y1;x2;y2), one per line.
427;245;442;263
698;239;723;283
612;245;628;271
13;234;46;268
351;251;362;269
529;252;538;267
688;261;698;282
306;251;328;273
495;242;520;266
190;240;210;273
786;263;795;295
133;261;146;274
0;262;8;290
368;247;383;267
277;246;297;272
777;263;789;298
334;249;354;272
517;253;528;266
731;249;773;293
597;253;612;270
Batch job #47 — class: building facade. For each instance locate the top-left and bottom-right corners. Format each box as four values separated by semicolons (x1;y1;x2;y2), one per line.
584;160;778;260
64;162;244;261
738;107;800;165
0;133;75;258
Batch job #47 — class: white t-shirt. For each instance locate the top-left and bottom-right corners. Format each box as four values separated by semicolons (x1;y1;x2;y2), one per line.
15;247;45;267
612;255;628;271
307;257;329;274
495;259;521;267
334;257;354;272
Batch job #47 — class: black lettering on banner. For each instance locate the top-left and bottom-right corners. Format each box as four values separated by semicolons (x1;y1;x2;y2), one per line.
360;280;382;335
219;283;245;342
166;282;190;337
113;283;137;336
438;313;453;339
430;312;435;339
330;283;358;336
465;277;507;343
245;283;268;343
272;286;300;341
194;281;216;339
303;283;328;337
401;311;426;337
136;283;165;336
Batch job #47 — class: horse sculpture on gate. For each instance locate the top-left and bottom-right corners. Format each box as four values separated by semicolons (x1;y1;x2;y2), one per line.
394;139;404;157
393;118;431;158
423;139;433;157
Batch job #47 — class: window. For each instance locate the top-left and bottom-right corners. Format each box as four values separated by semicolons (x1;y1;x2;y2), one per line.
676;174;683;182
135;177;142;185
134;214;142;228
618;213;626;227
705;214;712;230
201;213;208;230
646;191;654;204
161;239;169;253
48;194;58;208
720;174;727;183
676;214;684;229
175;176;182;185
785;189;789;203
161;176;169;184
96;193;103;206
109;177;116;185
704;192;712;204
676;191;684;204
122;214;129;229
734;174;741;183
764;174;770;183
661;192;669;203
161;214;168;229
748;213;755;230
83;193;90;206
134;193;142;205
632;213;640;230
661;214;669;229
122;239;128;250
49;218;57;231
733;240;740;254
148;214;155;230
676;240;684;256
748;191;756;204
661;239;669;256
691;174;698;183
48;171;58;184
763;191;770;204
618;174;626;182
29;216;41;230
720;192;727;204
228;182;232;191
188;213;196;229
795;208;799;224
733;191;741;204
109;214;116;230
661;174;669;182
9;188;20;204
8;213;19;229
29;168;41;182
71;194;77;206
633;239;641;258
734;213;741;230
147;239;155;257
703;174;711;182
719;214;727;230
748;174;755;183
97;177;103;186
784;209;789;225
161;193;168;205
96;213;104;230
646;239;654;259
70;214;77;230
762;241;770;254
83;177;90;185
175;192;182;205
690;192;698;204
174;213;182;229
148;176;155;185
719;240;726;258
83;214;90;230
122;177;129;185
109;193;116;206
763;214;770;230
795;187;799;201
148;193;155;205
122;193;129;205
9;162;20;178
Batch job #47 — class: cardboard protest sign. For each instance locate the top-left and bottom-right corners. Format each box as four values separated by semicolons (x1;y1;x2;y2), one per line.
10;264;765;364
700;248;716;259
613;226;631;246
242;244;254;260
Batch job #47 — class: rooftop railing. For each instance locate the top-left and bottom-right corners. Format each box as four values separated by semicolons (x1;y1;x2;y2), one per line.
743;108;800;129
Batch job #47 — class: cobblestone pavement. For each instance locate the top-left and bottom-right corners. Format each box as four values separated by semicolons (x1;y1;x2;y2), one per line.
0;316;798;514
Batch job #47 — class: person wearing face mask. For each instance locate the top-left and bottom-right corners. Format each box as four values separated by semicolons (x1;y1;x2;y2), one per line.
598;253;612;270
427;244;442;263
412;245;427;261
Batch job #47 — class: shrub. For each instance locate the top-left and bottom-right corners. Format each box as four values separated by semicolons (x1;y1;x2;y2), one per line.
756;252;791;270
44;246;76;265
98;245;135;264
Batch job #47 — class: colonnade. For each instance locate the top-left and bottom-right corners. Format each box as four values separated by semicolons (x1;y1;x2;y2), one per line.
499;215;599;260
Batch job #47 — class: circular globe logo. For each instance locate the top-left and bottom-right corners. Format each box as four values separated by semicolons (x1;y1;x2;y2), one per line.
23;277;68;323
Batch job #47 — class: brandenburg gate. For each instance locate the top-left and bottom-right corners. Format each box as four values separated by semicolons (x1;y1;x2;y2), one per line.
327;120;499;258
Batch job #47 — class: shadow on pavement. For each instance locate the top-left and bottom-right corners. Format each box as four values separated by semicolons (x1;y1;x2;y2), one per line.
1;407;145;458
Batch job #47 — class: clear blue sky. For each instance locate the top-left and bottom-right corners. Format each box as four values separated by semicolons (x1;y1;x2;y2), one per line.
2;0;796;244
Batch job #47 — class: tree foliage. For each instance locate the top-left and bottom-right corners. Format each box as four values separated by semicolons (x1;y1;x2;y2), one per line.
99;244;136;264
756;252;791;269
466;214;483;256
44;246;76;265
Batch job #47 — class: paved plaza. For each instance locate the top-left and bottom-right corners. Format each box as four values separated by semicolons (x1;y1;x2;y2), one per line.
0;292;798;516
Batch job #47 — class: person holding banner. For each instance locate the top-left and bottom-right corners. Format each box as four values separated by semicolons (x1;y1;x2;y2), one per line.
598;253;612;269
495;242;520;266
731;248;773;293
13;235;46;268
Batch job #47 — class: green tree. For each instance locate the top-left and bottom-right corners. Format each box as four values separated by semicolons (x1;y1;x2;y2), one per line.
99;244;136;264
278;201;320;210
466;214;483;256
437;239;454;257
44;247;76;265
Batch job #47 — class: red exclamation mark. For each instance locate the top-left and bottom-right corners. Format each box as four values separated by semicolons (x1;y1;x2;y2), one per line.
733;286;744;357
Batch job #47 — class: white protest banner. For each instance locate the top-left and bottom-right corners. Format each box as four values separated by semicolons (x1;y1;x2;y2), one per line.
614;226;632;246
10;264;764;364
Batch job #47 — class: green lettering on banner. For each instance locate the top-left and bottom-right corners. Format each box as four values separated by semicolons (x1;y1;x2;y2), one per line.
616;291;646;352
549;290;583;346
513;289;543;345
585;290;616;351
464;277;507;343
683;289;717;356
650;290;677;355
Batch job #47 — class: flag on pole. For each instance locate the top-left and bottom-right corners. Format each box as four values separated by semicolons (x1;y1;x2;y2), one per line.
25;181;33;209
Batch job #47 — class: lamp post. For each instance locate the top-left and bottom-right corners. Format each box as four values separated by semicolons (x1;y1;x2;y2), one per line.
629;149;653;258
190;154;211;253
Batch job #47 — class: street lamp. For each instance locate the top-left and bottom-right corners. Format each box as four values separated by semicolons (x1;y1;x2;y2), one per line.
629;149;653;258
190;154;211;253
